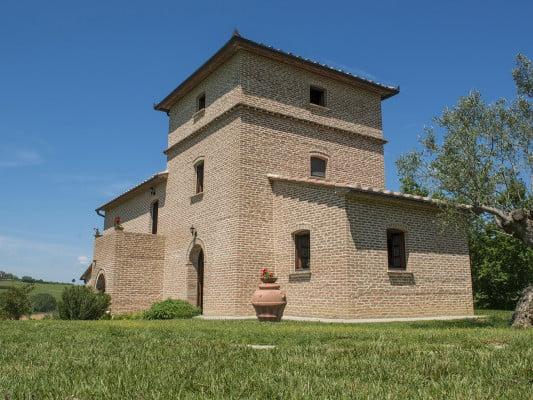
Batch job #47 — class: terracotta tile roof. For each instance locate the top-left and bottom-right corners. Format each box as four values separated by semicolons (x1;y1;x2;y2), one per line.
80;262;93;282
267;174;443;207
96;170;168;213
154;33;399;112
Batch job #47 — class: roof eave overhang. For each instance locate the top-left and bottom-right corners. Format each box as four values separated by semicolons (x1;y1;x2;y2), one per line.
95;172;168;213
154;36;399;113
266;174;450;209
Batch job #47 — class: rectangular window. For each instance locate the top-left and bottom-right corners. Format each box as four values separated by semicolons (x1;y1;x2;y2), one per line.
295;231;310;270
387;230;406;269
197;94;206;111
310;157;327;178
151;200;159;234
310;86;325;106
195;162;204;194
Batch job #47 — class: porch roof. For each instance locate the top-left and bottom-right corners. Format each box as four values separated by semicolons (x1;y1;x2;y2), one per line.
96;170;168;214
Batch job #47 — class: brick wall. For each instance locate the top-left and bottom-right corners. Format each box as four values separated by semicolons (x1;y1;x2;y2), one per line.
104;181;166;233
269;181;473;318
90;230;165;314
91;43;474;319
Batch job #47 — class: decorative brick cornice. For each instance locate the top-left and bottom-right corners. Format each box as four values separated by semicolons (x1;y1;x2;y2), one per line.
164;102;387;156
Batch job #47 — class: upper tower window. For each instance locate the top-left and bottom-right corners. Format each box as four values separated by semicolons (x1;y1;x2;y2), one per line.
310;86;325;106
197;93;206;111
310;156;327;178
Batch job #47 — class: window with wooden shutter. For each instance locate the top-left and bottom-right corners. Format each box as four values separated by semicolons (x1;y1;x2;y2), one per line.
387;229;406;269
294;231;310;270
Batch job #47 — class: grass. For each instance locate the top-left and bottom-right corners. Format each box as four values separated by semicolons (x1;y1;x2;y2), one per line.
0;279;72;302
0;310;531;399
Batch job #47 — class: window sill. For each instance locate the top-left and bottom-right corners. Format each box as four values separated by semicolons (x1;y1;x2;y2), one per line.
387;269;409;274
289;270;311;279
193;109;205;122
306;103;330;114
309;175;326;180
190;192;204;204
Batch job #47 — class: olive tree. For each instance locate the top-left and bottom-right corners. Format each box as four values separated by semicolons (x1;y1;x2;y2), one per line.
397;54;533;327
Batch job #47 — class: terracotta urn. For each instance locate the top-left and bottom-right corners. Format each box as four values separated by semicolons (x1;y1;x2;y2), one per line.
251;276;287;322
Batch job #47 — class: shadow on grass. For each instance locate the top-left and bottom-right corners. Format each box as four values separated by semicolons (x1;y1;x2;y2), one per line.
406;310;512;330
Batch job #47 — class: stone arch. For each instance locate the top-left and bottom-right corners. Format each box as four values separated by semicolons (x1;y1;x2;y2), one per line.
186;241;206;312
95;271;106;293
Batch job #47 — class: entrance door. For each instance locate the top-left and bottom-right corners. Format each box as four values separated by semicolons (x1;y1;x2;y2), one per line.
197;249;204;312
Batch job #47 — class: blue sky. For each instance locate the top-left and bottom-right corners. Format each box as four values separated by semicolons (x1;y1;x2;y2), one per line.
0;0;531;282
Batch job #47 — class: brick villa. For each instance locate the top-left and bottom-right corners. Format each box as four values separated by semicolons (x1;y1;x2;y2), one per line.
82;33;474;319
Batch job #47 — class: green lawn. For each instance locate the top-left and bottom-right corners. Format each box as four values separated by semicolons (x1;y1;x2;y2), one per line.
0;280;72;302
0;310;531;399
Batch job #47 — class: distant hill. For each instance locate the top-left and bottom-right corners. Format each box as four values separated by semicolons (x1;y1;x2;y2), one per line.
0;280;74;302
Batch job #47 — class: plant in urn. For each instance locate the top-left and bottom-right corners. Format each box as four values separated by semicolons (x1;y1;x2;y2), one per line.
251;268;287;322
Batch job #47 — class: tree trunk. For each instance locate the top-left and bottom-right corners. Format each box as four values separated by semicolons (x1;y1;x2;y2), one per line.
474;206;533;247
511;285;533;328
496;209;533;247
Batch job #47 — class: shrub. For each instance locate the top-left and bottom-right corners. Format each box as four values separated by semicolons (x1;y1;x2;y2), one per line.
143;299;200;320
0;284;34;320
57;285;110;320
21;276;35;283
112;311;145;320
31;293;57;313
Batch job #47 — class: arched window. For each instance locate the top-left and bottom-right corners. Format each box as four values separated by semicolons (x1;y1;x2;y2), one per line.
387;229;406;269
310;156;327;178
95;273;106;293
294;230;310;270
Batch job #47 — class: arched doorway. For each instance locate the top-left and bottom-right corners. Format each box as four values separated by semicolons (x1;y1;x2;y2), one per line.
187;244;205;313
196;249;204;311
95;273;106;293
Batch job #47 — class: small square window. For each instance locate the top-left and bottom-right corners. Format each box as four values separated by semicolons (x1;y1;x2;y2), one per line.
310;86;325;106
310;157;327;178
197;94;206;111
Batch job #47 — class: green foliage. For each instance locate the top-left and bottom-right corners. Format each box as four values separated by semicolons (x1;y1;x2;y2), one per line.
396;54;533;246
143;299;201;320
31;293;57;313
0;284;34;320
112;311;145;320
470;224;533;309
0;271;18;280
57;285;110;320
513;53;533;97
21;276;35;283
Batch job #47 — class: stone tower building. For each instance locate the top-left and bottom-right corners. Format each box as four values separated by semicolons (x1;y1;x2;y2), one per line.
82;34;474;319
